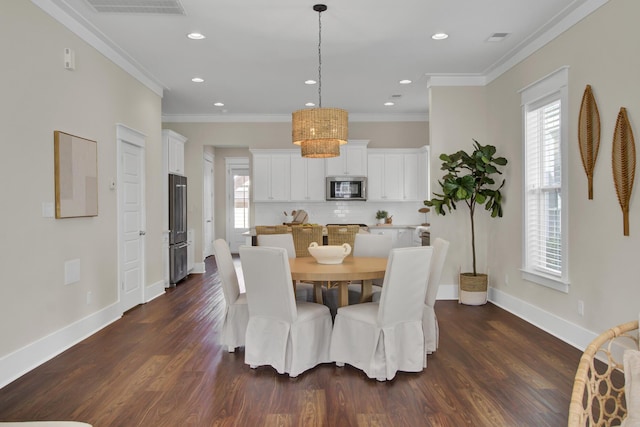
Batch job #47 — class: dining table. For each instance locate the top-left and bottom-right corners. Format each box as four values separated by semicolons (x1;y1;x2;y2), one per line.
289;256;388;307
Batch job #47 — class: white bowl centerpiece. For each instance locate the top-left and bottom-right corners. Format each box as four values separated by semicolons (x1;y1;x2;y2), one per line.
307;242;351;264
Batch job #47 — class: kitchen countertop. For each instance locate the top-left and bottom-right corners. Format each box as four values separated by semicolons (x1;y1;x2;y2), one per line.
243;224;426;236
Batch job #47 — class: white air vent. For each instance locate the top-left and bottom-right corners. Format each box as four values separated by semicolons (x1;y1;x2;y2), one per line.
486;32;510;42
85;0;185;14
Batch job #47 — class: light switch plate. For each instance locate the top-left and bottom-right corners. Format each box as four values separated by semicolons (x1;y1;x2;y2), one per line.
42;202;54;218
64;259;80;285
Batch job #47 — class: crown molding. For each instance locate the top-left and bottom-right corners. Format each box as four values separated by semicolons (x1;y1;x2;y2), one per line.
484;0;609;84
162;113;428;123
31;0;165;97
427;75;487;88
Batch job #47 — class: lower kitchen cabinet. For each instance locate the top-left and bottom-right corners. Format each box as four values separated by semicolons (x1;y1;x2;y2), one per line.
369;227;417;248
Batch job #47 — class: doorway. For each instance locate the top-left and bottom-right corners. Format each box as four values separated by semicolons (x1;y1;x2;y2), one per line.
116;124;146;312
203;153;214;258
225;157;250;253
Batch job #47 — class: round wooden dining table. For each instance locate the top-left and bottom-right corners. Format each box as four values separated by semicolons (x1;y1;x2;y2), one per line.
289;256;387;307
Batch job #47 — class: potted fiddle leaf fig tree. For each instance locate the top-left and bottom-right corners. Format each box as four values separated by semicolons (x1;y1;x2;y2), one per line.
424;139;507;305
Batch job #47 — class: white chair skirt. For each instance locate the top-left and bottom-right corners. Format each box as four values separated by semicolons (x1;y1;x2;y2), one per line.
423;304;438;357
245;302;332;377
330;303;425;381
220;293;249;350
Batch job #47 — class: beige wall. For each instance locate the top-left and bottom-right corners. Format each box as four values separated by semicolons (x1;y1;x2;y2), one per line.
428;86;488;285
164;121;428;262
0;1;163;357
429;0;640;332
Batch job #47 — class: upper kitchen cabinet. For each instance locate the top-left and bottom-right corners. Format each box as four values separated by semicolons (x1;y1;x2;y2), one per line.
163;129;188;175
290;153;325;202
251;151;291;202
367;147;429;202
325;140;369;177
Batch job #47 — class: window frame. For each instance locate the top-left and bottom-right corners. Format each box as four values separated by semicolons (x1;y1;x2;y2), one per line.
519;67;570;293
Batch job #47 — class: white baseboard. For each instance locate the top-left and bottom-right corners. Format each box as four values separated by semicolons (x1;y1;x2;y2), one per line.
488;287;596;351
189;262;206;274
0;302;122;388
435;284;597;352
145;279;166;302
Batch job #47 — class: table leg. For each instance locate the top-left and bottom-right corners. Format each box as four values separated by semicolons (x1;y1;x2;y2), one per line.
337;281;349;307
360;280;374;303
313;281;324;304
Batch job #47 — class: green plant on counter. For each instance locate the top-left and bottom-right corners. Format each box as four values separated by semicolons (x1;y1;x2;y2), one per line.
424;139;508;276
375;210;388;220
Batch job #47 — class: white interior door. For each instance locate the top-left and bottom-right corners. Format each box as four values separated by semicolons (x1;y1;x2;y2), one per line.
226;158;250;253
117;125;146;312
203;154;214;258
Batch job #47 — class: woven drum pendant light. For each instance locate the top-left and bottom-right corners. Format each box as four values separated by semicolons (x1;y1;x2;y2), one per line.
292;4;348;158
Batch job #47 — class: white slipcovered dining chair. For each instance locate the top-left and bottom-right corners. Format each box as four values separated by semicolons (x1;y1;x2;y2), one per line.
213;239;249;353
239;245;333;377
323;233;393;315
330;246;433;381
257;233;316;303
423;238;450;360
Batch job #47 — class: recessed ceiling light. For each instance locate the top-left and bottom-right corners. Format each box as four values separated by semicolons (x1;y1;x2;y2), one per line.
187;32;205;40
214;102;224;107
305;80;317;85
399;79;412;85
191;77;204;83
432;33;449;40
384;102;395;106
305;102;316;107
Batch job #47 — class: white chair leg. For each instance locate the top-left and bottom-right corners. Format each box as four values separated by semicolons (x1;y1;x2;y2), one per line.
250;365;257;369
228;346;235;353
376;377;386;382
336;362;344;367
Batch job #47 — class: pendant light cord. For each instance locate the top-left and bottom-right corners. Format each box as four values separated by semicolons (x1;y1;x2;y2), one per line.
317;8;322;108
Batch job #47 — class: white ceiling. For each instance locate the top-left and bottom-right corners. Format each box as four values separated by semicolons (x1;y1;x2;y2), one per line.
45;0;597;121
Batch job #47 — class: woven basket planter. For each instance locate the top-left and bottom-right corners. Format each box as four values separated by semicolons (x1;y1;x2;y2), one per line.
459;273;488;305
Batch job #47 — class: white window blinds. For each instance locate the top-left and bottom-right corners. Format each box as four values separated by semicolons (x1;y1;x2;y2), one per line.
520;66;569;292
525;98;562;275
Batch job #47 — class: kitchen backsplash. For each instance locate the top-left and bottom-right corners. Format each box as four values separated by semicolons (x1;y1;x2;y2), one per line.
254;201;428;227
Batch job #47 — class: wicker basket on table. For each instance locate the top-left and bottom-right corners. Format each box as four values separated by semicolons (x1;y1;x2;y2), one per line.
568;320;639;426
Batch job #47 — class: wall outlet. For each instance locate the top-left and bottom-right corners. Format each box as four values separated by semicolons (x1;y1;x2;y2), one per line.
504;274;509;286
86;291;92;305
578;300;585;316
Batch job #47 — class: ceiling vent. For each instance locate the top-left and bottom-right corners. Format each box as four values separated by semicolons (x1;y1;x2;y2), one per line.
486;32;510;42
84;0;185;14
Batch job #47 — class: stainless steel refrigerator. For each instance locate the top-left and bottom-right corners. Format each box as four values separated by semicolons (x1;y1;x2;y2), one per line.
169;173;188;285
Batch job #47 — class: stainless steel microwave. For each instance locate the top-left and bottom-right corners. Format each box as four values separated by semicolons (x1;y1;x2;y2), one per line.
326;176;367;201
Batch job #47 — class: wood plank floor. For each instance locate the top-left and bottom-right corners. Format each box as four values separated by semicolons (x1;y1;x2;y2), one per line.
0;256;582;426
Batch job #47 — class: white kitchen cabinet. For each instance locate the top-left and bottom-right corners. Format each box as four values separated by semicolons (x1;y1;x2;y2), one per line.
163;129;187;175
251;152;291;201
290;153;325;201
367;147;428;202
325;140;369;177
369;227;417;248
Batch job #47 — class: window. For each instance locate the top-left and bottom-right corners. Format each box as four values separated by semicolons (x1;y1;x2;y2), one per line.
520;67;569;292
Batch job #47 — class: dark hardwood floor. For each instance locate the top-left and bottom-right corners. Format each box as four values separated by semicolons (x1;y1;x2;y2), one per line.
0;256;582;426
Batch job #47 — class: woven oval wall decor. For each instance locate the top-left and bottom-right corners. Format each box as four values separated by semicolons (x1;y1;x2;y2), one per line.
578;85;600;199
612;107;636;236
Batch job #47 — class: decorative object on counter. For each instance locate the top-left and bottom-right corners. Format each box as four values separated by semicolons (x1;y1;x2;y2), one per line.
578;84;601;200
292;224;323;257
385;215;393;224
284;211;294;223
375;210;388;225
612;107;636;236
424;139;508;305
308;242;351;264
418;207;430;226
291;4;348;158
